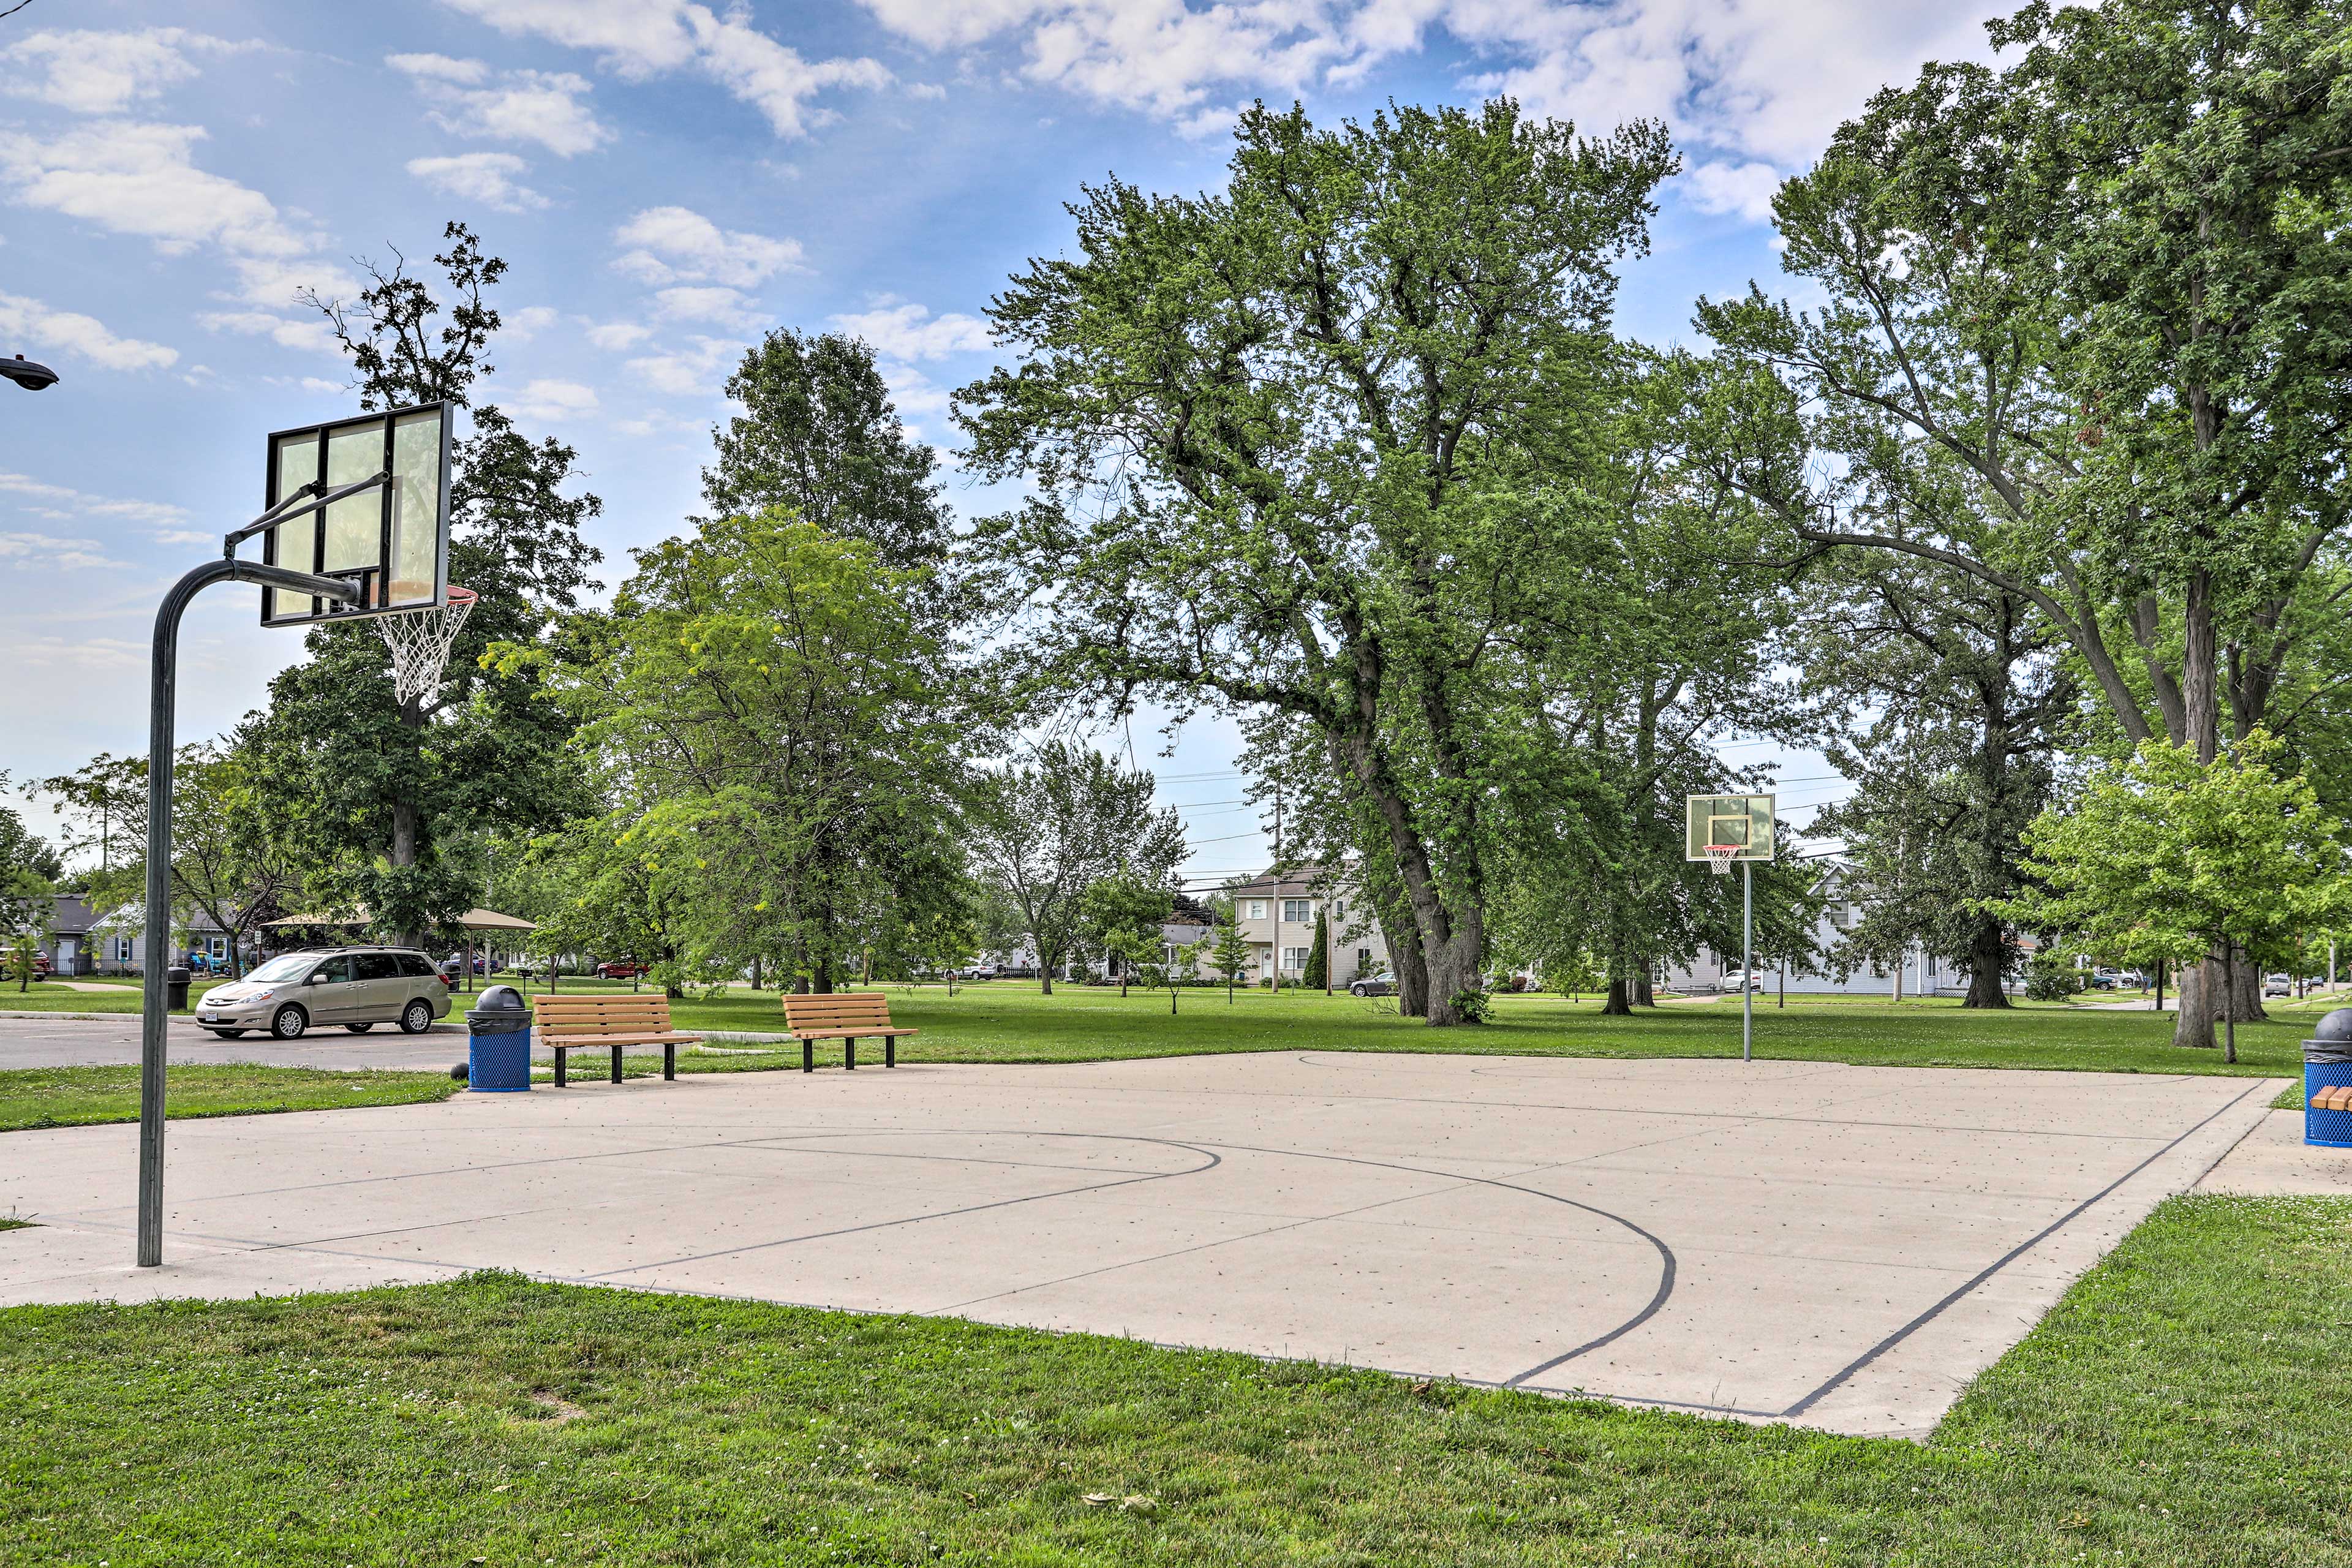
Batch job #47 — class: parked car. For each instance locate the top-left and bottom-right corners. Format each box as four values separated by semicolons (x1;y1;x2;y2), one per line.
1349;970;1396;998
595;960;648;981
10;949;50;981
1718;970;1765;992
2265;973;2296;998
193;947;450;1040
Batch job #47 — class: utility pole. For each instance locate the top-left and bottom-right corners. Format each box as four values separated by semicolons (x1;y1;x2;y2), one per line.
1270;785;1282;996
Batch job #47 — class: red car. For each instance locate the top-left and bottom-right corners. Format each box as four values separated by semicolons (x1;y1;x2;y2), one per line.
595;960;649;981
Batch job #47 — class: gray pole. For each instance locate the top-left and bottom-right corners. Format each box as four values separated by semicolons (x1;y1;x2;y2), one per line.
140;557;361;1267
1741;859;1754;1063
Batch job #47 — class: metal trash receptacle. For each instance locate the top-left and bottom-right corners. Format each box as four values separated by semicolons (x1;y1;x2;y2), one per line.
2304;1008;2352;1147
466;984;533;1093
165;967;190;1010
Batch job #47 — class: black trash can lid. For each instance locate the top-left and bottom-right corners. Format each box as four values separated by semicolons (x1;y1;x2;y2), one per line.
468;984;529;1016
2313;1008;2352;1044
165;965;189;979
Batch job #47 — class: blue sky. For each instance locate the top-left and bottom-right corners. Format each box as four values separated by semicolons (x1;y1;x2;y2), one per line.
0;0;2012;879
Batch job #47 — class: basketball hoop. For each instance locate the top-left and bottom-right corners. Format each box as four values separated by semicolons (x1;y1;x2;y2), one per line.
378;586;477;704
1704;843;1741;876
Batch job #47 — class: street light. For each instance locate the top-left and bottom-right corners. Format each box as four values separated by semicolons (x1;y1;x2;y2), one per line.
1;353;59;391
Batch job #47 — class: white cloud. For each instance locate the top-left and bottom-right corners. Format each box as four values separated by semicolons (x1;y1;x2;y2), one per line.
508;378;601;421
0;121;355;312
1681;159;1784;224
2;633;146;673
0;28;255;115
878;361;950;419
829;298;990;360
406;152;549;213
390;55;611;157
654;285;759;326
858;2;2010;191
0;532;127;571
586;321;654;351
613;206;801;287
506;306;561;341
625;335;737;396
198;311;340;355
383;52;488;85
436;0;893;138
0;472;189;529
0;292;176;371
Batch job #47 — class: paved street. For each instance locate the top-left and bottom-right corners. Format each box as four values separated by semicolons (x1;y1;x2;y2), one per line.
0;1014;466;1072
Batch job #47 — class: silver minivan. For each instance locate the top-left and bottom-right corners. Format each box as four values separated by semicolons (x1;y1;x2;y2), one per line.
194;947;451;1040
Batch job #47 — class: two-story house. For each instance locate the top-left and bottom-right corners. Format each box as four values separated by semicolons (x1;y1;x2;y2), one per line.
1224;864;1390;987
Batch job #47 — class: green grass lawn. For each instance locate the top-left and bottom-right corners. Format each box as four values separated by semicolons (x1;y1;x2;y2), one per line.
518;979;2327;1082
0;1065;456;1133
1;1193;2343;1564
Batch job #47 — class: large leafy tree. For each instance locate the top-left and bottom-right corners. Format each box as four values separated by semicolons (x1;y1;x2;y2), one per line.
257;221;604;940
167;731;304;978
1991;733;2352;1063
704;330;954;582
534;511;971;993
1800;552;2073;1008
959;100;1676;1024
1698;0;2352;1042
964;742;1185;995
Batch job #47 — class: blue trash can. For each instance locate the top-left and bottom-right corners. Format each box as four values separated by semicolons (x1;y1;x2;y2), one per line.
467;984;533;1093
2304;1008;2352;1147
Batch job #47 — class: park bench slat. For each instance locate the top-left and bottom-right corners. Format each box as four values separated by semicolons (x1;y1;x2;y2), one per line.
536;993;701;1087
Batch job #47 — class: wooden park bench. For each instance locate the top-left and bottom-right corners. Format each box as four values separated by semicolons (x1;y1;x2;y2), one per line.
2312;1085;2352;1112
536;993;703;1087
781;991;917;1072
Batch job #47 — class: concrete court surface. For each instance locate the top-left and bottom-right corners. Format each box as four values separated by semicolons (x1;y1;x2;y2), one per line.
0;1051;2281;1438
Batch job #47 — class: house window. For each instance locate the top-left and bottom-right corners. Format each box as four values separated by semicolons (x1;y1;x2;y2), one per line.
1281;946;1308;973
1333;899;1346;920
208;936;227;959
1356;947;1371;974
1924;955;1938;978
1282;899;1310;924
1246;900;1267;920
116;937;134;964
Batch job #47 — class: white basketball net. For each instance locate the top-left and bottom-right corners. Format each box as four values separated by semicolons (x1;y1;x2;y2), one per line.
1704;843;1741;876
378;586;477;705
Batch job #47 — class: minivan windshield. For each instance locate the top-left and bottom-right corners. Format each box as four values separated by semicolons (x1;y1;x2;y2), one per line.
244;954;323;984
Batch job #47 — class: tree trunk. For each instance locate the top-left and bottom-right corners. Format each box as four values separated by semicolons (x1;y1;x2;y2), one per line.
1890;954;1905;1004
1632;965;1655;1007
750;954;761;991
1961;918;2012;1009
1600;973;1632;1016
1040;957;1054;996
2222;946;2238;1065
1392;923;1428;1019
2228;960;2269;1023
2173;960;2217;1047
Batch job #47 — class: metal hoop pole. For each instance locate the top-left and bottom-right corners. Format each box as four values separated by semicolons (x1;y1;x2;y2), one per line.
140;558;360;1267
1741;860;1754;1065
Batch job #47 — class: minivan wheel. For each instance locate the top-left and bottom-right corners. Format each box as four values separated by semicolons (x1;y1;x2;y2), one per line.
344;1022;374;1034
399;999;433;1035
271;1005;308;1040
206;1028;246;1039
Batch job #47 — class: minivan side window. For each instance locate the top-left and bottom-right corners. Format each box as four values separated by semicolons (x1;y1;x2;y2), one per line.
396;954;435;978
355;954;402;982
312;957;354;984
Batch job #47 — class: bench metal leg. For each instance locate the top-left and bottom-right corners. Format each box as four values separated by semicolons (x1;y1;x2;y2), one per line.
611;1043;622;1084
845;1036;856;1071
555;1047;567;1088
802;1039;813;1073
886;1036;895;1068
663;1043;676;1081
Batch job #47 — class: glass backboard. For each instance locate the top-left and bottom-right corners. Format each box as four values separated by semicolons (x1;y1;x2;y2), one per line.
260;401;452;626
1686;794;1776;861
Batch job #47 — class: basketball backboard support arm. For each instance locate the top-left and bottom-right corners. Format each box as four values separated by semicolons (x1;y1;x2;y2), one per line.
222;469;388;555
138;552;364;1268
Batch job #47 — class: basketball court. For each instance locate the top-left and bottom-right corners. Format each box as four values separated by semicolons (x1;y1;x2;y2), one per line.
0;1052;2275;1437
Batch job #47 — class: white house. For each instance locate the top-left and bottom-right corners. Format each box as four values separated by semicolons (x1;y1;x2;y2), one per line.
1224;864;1391;986
1663;859;2024;998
